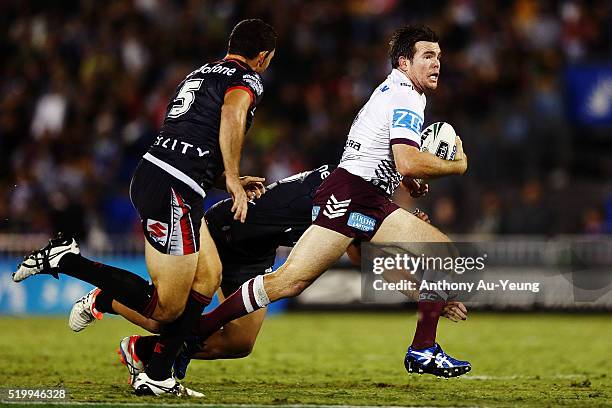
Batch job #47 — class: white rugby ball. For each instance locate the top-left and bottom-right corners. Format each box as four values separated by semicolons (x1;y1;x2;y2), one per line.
420;122;457;161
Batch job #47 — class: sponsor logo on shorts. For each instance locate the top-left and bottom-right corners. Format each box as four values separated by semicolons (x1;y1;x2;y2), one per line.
323;195;351;219
347;212;377;232
312;205;321;221
147;219;169;246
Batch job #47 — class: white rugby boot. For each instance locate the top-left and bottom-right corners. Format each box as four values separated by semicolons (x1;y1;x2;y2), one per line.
118;335;145;385
69;288;103;332
132;372;204;397
13;234;80;282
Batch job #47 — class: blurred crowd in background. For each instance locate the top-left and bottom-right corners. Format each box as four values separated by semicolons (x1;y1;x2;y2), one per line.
1;0;612;245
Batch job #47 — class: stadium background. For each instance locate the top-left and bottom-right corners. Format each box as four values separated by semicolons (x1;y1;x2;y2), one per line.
1;0;612;315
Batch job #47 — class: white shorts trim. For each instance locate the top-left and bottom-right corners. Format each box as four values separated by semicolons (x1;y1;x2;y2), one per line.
143;152;206;198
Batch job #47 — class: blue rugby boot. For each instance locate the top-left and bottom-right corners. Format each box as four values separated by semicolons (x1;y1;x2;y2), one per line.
173;335;202;380
405;343;471;378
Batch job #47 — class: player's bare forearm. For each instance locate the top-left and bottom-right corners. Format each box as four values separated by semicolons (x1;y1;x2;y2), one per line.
111;300;162;334
219;89;252;221
219;112;246;177
393;144;467;179
219;89;251;176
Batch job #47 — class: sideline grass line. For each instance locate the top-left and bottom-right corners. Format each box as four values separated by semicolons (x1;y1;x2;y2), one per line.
0;402;468;408
460;374;585;380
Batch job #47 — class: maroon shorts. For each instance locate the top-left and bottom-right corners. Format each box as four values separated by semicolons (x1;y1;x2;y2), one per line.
312;168;399;241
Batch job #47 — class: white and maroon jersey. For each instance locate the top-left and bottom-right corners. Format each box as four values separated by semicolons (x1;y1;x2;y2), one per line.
339;69;426;195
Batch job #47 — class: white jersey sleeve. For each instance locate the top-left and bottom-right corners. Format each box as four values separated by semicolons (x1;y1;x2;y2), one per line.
388;89;425;148
339;69;426;195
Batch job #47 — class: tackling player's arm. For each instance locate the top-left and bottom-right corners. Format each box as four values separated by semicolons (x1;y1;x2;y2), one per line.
392;136;468;180
219;88;252;222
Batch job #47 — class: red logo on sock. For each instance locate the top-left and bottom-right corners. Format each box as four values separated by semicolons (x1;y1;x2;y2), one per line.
153;342;165;354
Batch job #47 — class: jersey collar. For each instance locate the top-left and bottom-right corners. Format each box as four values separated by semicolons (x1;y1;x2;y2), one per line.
223;57;251;71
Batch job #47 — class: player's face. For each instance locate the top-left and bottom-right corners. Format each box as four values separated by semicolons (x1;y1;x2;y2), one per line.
407;41;441;93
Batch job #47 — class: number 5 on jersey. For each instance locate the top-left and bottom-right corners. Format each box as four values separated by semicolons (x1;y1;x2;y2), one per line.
168;79;203;118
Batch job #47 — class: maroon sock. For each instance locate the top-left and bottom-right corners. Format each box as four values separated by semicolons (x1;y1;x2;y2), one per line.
195;277;269;339
411;301;446;349
145;290;211;381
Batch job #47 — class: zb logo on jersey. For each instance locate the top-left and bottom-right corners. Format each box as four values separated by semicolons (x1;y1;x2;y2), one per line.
392;109;423;134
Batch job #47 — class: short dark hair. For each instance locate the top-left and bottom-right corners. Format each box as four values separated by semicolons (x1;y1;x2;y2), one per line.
228;19;277;59
388;25;439;68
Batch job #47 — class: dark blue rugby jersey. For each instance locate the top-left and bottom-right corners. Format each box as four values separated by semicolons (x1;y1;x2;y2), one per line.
146;58;264;193
205;165;337;262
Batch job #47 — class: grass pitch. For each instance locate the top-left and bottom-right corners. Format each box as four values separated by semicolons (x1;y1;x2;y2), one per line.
0;312;610;407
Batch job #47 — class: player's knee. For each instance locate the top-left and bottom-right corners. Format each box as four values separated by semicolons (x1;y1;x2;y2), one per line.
192;257;222;293
209;264;222;289
192;272;221;296
439;239;458;258
235;346;254;358
232;344;255;358
207;255;222;280
421;229;457;258
143;320;163;334
155;302;185;323
228;338;256;358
